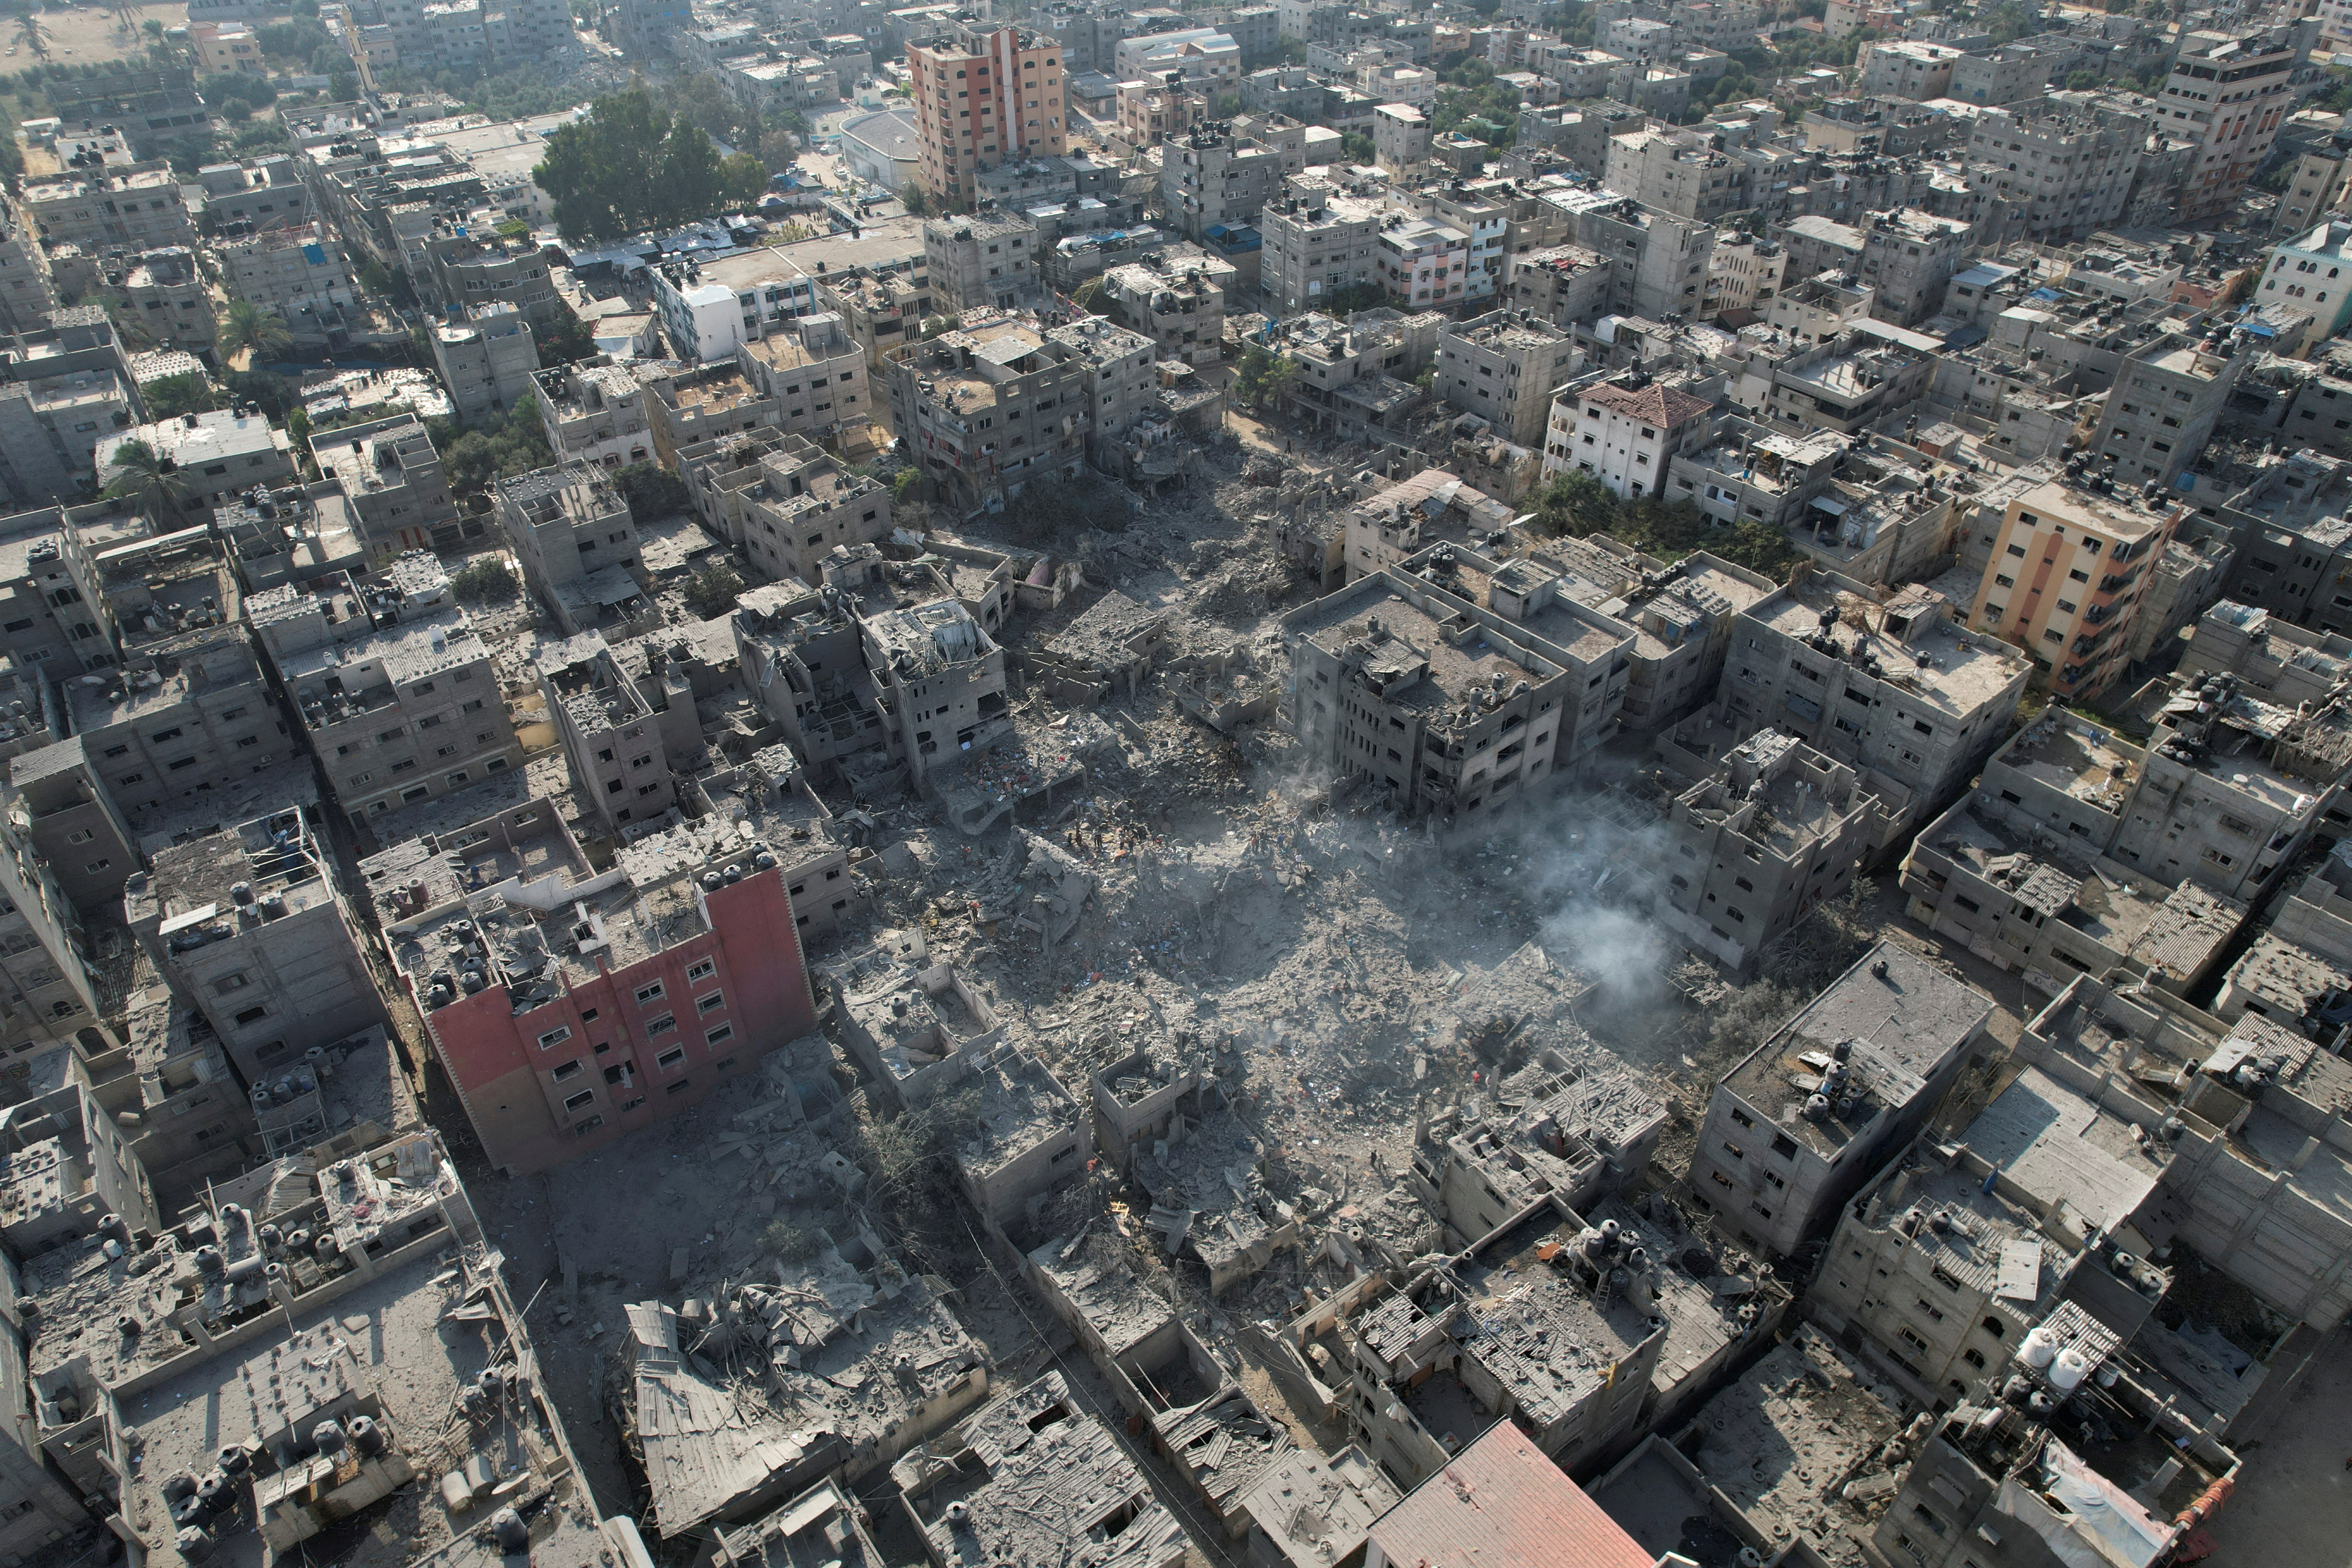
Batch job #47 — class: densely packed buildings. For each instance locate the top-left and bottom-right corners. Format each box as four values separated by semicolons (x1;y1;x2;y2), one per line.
2;3;2351;1566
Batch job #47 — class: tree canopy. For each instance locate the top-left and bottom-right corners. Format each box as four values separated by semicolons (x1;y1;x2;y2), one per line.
1528;471;1801;581
534;89;768;242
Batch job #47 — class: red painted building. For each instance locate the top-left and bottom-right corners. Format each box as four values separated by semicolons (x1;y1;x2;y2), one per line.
364;798;819;1176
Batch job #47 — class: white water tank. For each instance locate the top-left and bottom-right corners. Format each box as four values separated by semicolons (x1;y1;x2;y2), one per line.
2020;1323;2059;1370
2050;1347;2091;1392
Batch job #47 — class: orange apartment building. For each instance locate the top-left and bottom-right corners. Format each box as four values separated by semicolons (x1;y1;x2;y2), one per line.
1969;478;2183;701
907;22;1069;211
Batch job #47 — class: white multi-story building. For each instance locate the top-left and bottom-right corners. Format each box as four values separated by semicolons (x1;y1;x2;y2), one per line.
1543;371;1715;499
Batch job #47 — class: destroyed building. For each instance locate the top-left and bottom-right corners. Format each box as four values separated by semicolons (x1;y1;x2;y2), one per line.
620;1237;988;1534
1599;1326;1907;1567
1638;727;1883;976
536;630;704;833
1868;1355;2238;1568
1283;561;1632;816
1308;1201;1668;1486
891;1372;1185;1568
1701;574;2032;839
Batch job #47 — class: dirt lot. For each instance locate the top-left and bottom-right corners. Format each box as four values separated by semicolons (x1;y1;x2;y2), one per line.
12;0;189;67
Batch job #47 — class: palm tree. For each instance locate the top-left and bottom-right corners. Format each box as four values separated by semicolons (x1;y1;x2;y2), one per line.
97;294;155;349
103;440;191;522
217;299;294;366
15;12;52;60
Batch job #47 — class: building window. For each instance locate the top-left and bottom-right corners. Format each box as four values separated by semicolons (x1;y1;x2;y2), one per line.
686;958;715;982
655;1045;686;1069
705;1024;734;1047
697;991;724;1015
553;1059;584;1082
646;1013;676;1037
564;1090;595;1113
634;981;665;1004
537;1026;572;1048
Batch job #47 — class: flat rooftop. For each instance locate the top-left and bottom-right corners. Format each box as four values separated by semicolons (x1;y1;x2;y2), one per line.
1446;1209;1660;1434
1724;942;1990;1156
1960;1064;2169;1230
117;1234;609;1568
1997;715;2142;815
1753;578;2027;718
1291;579;1560;717
1681;1329;1902;1562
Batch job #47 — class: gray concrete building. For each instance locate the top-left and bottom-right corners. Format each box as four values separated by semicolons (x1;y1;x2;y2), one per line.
1282;555;1632;819
431;303;541;422
2090;334;2244;489
923;214;1041;313
1702;575;2031;840
1434;309;1577;446
255;558;525;826
493;464;639;634
92;411;294;521
312;413;465;561
1646;728;1883;976
538;630;702;833
123;805;387;1084
61;625;293;830
1684;940;1995;1258
1258;189;1384;316
1857;208;1971;326
676;429;893;588
1162;126;1286;243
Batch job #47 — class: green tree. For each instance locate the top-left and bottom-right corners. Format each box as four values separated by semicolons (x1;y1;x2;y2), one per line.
534;89;769;242
429;405;554;494
226;369;300;420
682;562;744;618
900;180;930;215
1322;282;1386;315
450;557;518;603
1340;129;1374;163
613;459;688;521
539;310;595;364
14;13;49;60
1071;276;1109;314
144;372;218;419
102;439;190;521
329;68;356;101
1534;469;1621;536
286;406;314;475
218;299;294;364
1231;343;1300;412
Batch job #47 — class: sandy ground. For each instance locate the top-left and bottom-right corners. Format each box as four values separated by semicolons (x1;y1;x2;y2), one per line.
10;0;188;67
